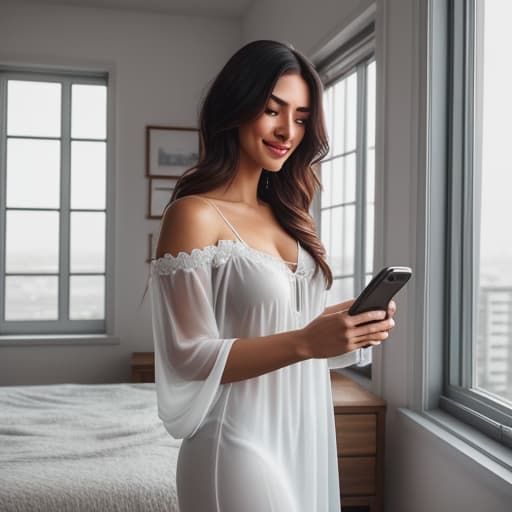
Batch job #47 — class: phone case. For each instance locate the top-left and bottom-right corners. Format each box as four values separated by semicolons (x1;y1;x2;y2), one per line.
348;266;412;316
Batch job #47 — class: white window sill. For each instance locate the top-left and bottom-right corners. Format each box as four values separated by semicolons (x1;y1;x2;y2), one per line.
0;334;120;346
399;408;512;488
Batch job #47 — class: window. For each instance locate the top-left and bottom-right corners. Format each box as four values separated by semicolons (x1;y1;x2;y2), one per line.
0;70;110;336
315;22;376;371
441;0;512;448
320;60;376;304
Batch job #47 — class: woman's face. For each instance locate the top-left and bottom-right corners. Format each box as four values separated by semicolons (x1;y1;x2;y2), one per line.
238;72;311;172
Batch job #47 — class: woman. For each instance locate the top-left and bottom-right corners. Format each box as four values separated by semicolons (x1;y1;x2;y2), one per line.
150;40;395;511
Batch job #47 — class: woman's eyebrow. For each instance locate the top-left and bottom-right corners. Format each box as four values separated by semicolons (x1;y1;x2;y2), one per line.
270;94;311;112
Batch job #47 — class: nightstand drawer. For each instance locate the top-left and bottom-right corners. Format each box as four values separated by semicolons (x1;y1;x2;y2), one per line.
131;352;155;383
339;456;376;496
335;414;376;456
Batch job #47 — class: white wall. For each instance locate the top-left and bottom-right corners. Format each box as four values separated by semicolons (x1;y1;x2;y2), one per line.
0;1;241;384
242;0;374;57
242;0;511;511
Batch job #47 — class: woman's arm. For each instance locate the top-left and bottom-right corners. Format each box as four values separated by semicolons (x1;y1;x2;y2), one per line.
157;197;395;386
220;329;309;384
220;307;393;384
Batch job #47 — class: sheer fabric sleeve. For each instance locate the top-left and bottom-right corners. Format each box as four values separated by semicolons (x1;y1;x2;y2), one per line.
150;249;238;439
327;348;371;369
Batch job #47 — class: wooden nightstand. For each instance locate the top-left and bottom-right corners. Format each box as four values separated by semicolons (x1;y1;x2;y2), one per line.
131;352;155;383
330;371;386;512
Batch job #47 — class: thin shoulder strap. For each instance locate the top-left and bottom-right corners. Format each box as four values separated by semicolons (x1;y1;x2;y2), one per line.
191;195;246;244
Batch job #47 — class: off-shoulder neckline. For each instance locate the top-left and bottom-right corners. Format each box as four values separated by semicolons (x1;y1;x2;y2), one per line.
152;239;306;277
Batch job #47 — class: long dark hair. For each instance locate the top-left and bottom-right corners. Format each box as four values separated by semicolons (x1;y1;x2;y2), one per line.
168;40;333;288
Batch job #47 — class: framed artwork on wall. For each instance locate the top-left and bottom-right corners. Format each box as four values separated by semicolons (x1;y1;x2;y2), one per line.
145;125;199;177
146;232;159;263
147;177;178;219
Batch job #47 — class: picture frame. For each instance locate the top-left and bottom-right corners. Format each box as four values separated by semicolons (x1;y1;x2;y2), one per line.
146;232;159;263
145;125;199;177
147;177;178;219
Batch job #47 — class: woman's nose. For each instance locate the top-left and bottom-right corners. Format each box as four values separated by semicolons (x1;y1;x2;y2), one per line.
274;113;294;141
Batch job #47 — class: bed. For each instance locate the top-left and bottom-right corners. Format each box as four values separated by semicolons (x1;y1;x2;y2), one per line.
0;383;181;512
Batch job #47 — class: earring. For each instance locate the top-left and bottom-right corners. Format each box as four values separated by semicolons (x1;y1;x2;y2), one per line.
265;173;270;190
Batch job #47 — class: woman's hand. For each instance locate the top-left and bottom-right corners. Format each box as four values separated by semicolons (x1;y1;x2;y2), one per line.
300;300;397;359
324;299;396;320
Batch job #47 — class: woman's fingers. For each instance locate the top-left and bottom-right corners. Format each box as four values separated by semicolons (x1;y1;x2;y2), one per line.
348;317;395;339
357;330;389;342
344;302;398;327
344;309;387;327
351;330;389;347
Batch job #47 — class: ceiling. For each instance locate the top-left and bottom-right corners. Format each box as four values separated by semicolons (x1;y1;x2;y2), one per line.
3;0;255;20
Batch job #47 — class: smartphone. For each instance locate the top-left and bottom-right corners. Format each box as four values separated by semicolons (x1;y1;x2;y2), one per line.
348;266;412;320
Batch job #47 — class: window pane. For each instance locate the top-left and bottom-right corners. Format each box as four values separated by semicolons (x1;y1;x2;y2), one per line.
333;72;358;156
326;277;354;306
321;160;332;208
321;209;331;257
71;141;106;209
5;276;58;320
367;60;376;149
6;211;59;273
6;139;60;208
366;148;375;203
345;72;358;152
366;59;376;276
366;203;375;275
332;153;356;205
7;80;61;137
332;79;346;155
69;275;104;320
71;84;107;139
330;205;355;276
474;0;512;403
366;148;375;274
70;212;105;273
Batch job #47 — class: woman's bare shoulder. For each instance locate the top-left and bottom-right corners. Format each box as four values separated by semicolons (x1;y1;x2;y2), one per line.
155;195;220;259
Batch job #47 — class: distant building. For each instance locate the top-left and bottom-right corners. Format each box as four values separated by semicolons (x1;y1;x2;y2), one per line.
476;286;512;403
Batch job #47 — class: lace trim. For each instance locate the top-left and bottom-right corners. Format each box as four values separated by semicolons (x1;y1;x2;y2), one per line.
152;239;315;278
152;240;233;274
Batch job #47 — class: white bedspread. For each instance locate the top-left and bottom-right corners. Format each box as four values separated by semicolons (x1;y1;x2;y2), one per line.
0;383;181;512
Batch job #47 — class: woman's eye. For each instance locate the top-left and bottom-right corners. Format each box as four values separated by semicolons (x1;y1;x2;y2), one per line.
265;108;278;116
296;118;308;126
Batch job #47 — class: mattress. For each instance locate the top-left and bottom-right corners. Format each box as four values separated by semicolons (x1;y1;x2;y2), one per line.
0;383;181;512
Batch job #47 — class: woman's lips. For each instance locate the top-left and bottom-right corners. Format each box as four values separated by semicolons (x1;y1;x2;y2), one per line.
263;140;290;157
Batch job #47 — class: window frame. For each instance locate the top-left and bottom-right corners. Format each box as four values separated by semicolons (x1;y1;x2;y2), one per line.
424;0;512;457
0;68;113;336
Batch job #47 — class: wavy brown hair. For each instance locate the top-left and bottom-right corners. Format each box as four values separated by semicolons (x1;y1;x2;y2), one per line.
168;40;333;289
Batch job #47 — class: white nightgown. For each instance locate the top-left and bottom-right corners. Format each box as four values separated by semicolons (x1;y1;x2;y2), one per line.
150;200;368;512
